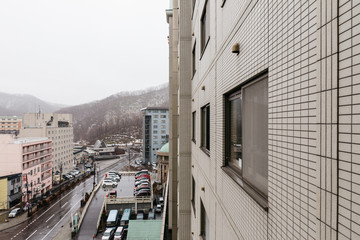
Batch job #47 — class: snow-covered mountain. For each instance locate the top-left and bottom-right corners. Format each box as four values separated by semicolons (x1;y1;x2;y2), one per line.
0;92;67;116
57;84;169;143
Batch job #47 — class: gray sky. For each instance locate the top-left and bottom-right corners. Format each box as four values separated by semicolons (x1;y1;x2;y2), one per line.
0;0;170;106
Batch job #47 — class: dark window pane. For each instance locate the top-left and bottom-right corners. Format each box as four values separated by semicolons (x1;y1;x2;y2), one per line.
229;95;242;172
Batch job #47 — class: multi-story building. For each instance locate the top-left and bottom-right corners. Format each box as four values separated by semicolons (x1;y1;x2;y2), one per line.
141;107;169;164
167;0;360;239
20;113;73;176
0;135;52;203
0;173;22;210
0;116;22;135
156;142;169;185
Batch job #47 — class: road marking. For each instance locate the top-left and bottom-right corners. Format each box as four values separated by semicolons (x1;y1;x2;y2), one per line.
61;201;68;208
45;214;55;223
25;230;37;240
10;177;93;239
40;199;82;240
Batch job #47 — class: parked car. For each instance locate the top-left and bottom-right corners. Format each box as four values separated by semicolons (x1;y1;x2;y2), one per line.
136;212;144;220
114;226;124;240
107;190;117;198
134;182;150;188
159;197;164;205
85;163;92;168
148;209;155;220
70;170;80;176
102;227;116;240
105;176;120;182
135;174;150;180
8;208;21;218
135;179;149;187
135;170;149;176
155;204;162;213
63;174;73;180
107;174;120;182
134;189;151;197
109;171;121;178
135;176;149;183
103;180;118;188
134;186;150;193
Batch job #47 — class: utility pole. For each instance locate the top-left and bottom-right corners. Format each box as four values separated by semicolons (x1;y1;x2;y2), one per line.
128;147;131;166
93;162;96;191
24;173;30;216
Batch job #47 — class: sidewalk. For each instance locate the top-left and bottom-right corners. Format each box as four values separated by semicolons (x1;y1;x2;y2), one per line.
0;209;29;231
52;208;82;240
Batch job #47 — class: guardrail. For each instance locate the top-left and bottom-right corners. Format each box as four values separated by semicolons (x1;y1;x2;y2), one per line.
106;196;152;204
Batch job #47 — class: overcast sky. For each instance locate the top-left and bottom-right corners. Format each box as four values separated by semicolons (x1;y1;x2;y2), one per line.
0;0;170;106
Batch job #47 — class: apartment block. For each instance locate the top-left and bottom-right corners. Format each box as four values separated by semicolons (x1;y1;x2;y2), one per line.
0;173;22;210
0;135;52;203
20;113;74;176
167;0;360;239
0;116;22;135
141;107;169;164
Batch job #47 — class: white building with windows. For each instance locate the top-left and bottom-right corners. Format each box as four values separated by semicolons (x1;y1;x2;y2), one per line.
20;113;74;177
167;0;360;239
141;107;169;164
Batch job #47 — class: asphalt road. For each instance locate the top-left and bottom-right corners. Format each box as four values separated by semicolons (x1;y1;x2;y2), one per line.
0;177;93;240
76;154;138;240
0;155;133;240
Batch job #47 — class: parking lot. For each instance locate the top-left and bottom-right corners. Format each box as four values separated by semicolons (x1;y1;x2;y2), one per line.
102;173;135;198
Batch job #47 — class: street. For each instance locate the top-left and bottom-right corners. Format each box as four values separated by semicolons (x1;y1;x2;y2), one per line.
0;155;133;240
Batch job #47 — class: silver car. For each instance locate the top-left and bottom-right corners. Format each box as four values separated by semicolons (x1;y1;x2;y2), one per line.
102;180;118;188
8;208;21;218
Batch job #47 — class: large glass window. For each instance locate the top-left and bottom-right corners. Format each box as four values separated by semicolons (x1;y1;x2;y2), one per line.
201;105;210;152
226;74;268;198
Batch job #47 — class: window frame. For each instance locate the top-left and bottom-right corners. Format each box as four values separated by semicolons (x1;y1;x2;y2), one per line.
191;175;196;216
201;104;210;154
223;72;269;210
200;198;208;239
191;0;196;19
192;41;196;79
200;0;210;56
192;111;196;143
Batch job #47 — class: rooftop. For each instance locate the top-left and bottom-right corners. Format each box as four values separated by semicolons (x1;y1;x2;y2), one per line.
158;142;169;153
13;137;50;145
140;106;169;111
127;220;162;240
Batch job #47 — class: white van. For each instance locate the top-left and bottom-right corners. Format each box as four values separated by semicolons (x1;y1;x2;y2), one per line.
114;226;124;240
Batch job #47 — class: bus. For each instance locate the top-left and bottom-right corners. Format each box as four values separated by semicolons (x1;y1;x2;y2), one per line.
120;208;131;228
106;210;119;227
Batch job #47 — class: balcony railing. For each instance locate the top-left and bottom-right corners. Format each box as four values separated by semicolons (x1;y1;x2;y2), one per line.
22;143;53;154
41;175;51;181
23;152;52;163
41;166;52;172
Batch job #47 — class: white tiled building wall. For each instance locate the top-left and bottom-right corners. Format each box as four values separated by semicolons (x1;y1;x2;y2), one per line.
182;0;360;239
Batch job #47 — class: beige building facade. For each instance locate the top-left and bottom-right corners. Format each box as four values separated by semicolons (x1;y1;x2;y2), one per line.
168;0;360;239
0;116;22;134
20;113;74;176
